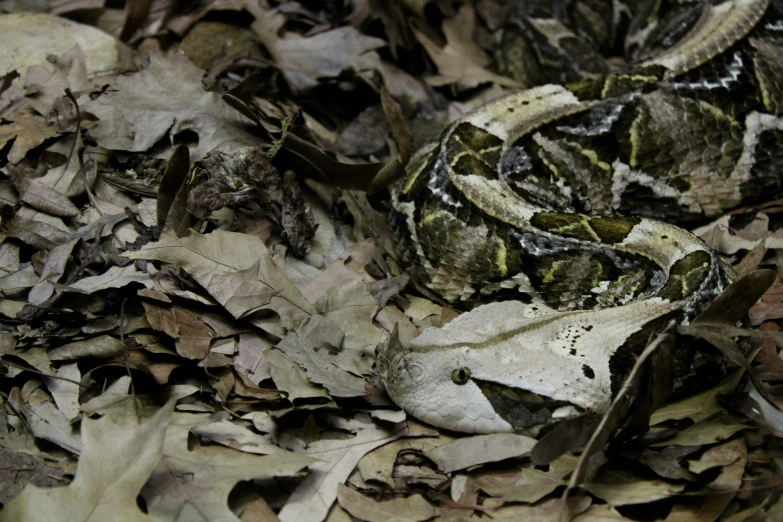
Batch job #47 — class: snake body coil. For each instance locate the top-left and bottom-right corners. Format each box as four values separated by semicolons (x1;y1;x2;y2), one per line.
377;0;783;434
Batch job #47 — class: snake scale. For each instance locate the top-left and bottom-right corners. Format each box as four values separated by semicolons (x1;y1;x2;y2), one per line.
376;0;783;434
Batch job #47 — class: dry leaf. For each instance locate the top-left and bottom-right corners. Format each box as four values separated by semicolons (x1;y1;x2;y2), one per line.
584;470;686;507
48;335;126;361
0;12;134;80
413;6;519;90
86;54;258;159
254;21;386;93
651;416;749;447
276;317;368;398
337;484;436;522
277;417;407;522
489;497;592;521
191;419;287;455
266;347;333;402
142;412;315;522
2;400;174;522
651;370;744;425
0;112;60;164
124;229;315;328
424;433;537;473
8;387;81;454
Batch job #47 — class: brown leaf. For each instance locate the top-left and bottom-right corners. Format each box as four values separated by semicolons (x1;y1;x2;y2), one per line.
380;87;412;165
337;484;436;522
650;370;744;425
48;335;126;361
664;439;747;522
142;301;215;360
0;111;60;164
265;347;333;403
125;229;315;327
584;470;685;507
8;387;81;454
692;269;776;326
253;21;386;93
0;12;134;81
5;212;72;251
86;53;259;159
276;417;407;522
276;316;367;398
281;170;317;257
191;419;287;455
413;5;519;90
142;412;315;522
157;144;190;232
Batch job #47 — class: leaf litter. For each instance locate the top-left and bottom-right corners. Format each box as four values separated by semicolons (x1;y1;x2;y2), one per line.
0;2;782;522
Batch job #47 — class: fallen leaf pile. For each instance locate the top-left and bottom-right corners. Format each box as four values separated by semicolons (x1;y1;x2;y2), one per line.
0;2;782;521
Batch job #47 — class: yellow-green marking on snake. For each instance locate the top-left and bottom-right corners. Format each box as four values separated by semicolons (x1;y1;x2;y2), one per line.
377;0;783;434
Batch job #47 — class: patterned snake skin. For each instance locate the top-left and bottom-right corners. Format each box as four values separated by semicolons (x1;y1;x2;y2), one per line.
377;0;783;433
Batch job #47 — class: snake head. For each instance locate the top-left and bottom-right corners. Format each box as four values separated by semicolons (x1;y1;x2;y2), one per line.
376;326;521;433
376;315;589;434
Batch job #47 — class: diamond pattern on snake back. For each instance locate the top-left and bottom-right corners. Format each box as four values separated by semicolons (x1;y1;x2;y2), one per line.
392;0;783;309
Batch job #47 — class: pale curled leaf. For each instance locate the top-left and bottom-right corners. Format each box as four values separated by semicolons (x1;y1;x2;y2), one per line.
424;433;537;473
191;419;287;455
650;370;743;425
2;401;174;522
8;387;81;455
48;335;126;361
584;470;685;507
68;264;155;293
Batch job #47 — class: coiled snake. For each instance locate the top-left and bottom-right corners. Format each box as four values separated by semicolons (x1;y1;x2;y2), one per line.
377;0;783;434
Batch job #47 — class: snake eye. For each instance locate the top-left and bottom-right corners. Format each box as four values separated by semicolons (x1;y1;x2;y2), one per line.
451;366;471;385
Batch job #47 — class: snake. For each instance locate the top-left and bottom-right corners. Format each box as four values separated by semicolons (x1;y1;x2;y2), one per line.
376;0;783;434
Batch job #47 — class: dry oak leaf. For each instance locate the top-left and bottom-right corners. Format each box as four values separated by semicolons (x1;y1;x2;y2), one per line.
1;401;174;522
0;111;61;164
124;229;315;329
141;412;315;522
277;417;407;522
251;10;386;93
86;53;258;159
412;5;519;90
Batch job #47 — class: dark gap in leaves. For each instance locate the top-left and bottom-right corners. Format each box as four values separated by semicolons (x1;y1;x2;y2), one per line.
136;493;148;514
615;496;674;520
172;129;199;148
